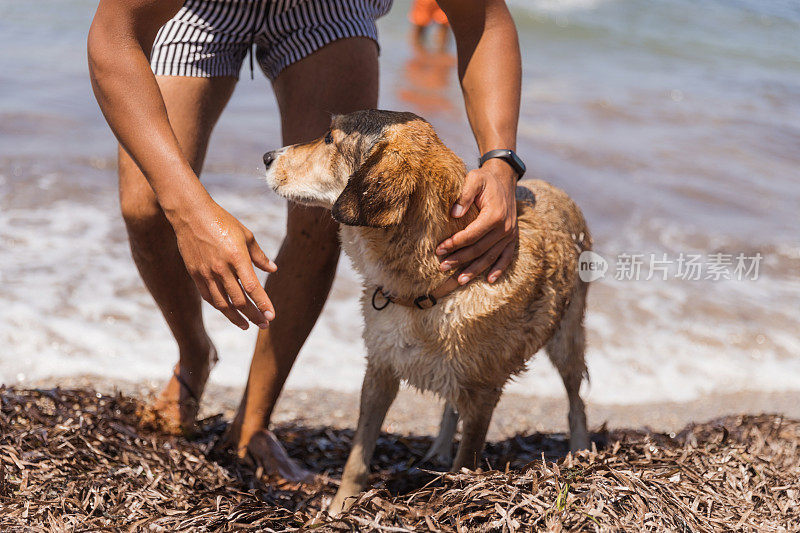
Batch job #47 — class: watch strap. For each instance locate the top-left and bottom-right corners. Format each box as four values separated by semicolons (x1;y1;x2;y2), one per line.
478;149;526;180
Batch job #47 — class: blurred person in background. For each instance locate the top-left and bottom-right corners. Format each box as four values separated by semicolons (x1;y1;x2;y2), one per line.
409;0;451;54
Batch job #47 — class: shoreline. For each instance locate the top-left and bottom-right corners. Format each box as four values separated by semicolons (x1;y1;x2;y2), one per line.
27;374;800;438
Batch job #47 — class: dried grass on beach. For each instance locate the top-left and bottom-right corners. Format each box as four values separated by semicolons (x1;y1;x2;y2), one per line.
0;387;798;532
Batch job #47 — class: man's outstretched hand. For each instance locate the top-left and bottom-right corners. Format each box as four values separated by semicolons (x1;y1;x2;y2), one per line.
436;158;518;284
170;198;277;330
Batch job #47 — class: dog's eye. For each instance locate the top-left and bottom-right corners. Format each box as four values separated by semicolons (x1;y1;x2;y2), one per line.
324;131;334;145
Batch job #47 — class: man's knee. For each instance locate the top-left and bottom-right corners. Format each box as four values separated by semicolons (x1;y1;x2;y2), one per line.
118;177;172;248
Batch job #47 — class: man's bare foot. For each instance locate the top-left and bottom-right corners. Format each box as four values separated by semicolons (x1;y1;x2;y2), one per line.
150;340;217;436
242;429;316;483
221;425;315;484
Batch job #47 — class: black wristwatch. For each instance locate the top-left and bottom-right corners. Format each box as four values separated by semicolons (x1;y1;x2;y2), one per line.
478;149;526;180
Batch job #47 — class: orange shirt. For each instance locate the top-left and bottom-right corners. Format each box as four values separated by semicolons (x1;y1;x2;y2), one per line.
409;0;448;26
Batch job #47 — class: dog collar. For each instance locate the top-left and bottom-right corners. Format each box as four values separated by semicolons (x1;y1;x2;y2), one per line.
371;274;463;311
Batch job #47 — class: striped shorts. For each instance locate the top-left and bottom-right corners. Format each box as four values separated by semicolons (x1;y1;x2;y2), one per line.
151;0;393;81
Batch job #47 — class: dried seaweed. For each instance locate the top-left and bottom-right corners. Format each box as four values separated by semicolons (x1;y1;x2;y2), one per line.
0;387;797;532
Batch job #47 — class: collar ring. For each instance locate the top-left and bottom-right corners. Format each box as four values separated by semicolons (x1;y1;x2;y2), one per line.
371;287;392;311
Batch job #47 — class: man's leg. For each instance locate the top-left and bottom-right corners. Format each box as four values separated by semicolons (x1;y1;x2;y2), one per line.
225;37;379;475
120;75;237;434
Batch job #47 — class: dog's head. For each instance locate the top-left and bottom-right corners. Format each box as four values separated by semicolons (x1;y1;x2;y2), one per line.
264;109;460;228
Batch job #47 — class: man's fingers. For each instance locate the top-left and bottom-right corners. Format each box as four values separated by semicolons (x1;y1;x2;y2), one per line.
234;284;269;328
248;237;277;273
242;232;276;322
488;237;516;283
190;272;214;304
457;239;509;285
439;227;502;272
236;263;275;322
218;270;269;328
207;278;249;330
436;210;498;256
450;170;483;219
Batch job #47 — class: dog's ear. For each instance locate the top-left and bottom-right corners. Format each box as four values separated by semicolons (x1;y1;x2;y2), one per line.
332;142;416;228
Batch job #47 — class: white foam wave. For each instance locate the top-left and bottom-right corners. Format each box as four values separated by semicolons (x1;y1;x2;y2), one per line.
513;0;615;14
1;175;798;405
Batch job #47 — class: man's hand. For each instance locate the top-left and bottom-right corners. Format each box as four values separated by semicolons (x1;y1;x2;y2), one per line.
434;0;522;284
170;199;277;330
436;158;518;284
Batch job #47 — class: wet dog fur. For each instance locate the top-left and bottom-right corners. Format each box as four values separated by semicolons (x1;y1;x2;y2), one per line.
263;110;591;514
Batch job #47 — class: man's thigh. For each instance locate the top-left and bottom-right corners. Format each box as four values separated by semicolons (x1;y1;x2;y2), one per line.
271;37;379;234
157;75;238;173
272;37;379;146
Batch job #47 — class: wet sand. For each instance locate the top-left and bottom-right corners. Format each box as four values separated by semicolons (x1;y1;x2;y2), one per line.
30;375;800;439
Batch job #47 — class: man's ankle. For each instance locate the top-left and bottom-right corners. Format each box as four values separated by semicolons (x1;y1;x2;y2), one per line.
178;335;213;358
177;336;214;366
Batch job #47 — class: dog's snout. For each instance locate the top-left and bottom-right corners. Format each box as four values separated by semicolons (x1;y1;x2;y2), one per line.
263;151;276;168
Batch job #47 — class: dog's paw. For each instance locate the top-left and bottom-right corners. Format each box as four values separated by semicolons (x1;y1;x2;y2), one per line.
328;488;360;517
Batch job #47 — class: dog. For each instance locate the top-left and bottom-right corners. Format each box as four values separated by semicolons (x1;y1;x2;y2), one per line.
263;110;591;515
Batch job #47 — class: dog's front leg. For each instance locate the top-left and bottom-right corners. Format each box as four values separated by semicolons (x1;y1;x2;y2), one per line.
329;361;399;516
450;389;501;471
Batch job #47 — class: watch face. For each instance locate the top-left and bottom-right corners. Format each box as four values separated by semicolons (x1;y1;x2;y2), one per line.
510;152;526;173
503;151;525;177
479;150;525;178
